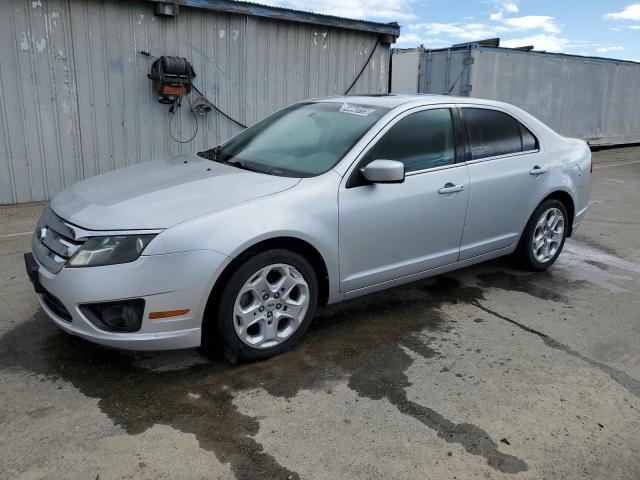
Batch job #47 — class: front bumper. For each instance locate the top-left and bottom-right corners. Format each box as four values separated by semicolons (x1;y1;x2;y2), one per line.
27;249;228;350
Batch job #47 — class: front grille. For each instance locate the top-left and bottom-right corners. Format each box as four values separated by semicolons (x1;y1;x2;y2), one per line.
42;289;72;322
32;207;85;273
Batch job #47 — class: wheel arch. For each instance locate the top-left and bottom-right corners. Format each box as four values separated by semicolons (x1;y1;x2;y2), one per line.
541;190;576;236
202;236;331;335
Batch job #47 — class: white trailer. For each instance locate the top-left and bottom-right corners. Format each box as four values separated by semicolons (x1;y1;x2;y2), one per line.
392;43;640;146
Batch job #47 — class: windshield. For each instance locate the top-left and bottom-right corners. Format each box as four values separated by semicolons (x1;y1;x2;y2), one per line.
207;102;389;177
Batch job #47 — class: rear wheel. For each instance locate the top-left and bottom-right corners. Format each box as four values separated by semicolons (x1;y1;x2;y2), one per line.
514;199;568;271
208;249;318;362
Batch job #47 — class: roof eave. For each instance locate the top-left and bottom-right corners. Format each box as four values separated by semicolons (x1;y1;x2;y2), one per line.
151;0;400;38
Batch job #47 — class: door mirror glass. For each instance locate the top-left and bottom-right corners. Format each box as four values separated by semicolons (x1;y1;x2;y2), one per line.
361;159;405;184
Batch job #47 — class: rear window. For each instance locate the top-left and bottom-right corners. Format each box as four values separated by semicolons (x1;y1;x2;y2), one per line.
464;108;538;160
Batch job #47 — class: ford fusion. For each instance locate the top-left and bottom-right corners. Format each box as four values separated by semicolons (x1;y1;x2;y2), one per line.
25;95;592;361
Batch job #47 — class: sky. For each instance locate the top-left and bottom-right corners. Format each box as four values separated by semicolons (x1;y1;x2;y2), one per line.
255;1;640;61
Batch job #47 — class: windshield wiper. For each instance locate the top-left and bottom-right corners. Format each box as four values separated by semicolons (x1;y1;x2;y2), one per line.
200;147;273;175
227;159;270;174
197;146;220;161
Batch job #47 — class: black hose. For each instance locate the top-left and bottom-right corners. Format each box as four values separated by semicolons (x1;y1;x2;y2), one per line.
191;85;247;129
344;38;381;95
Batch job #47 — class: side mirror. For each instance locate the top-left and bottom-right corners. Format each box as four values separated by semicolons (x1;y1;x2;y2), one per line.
361;159;405;184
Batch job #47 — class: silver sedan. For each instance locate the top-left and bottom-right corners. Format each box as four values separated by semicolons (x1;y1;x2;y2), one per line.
26;95;592;361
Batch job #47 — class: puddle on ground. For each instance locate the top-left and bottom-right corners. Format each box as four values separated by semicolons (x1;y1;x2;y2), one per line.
2;240;637;478
469;239;640;297
0;275;532;477
555;240;640;293
476;269;568;303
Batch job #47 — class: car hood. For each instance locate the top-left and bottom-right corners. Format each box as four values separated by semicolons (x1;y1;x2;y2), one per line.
51;154;300;230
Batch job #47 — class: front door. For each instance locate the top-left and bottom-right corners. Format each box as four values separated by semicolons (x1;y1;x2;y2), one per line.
338;107;469;292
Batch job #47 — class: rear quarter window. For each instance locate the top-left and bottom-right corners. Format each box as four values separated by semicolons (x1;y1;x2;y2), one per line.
520;123;539;151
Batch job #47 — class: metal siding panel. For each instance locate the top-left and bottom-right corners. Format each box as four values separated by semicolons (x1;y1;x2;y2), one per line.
214;12;229;144
243;16;258;126
0;0;27;203
229;14;245;136
335;29;346;94
129;1;150;166
105;2;129;168
314;29;324;96
10;0;46;201
327;28;339;94
361;33;373;94
24;0;56;199
354;33;367;95
309;27;320;98
255;18;270;121
273;21;287;109
284;21;298;103
381;46;390;92
90;1;114;173
70;0;99;178
42;0;82;193
120;1;141;166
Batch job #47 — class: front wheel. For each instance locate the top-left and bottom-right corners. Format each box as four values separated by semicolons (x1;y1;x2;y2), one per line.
514;199;568;271
209;249;318;362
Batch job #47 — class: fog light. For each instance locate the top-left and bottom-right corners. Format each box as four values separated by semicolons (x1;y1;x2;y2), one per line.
80;299;145;333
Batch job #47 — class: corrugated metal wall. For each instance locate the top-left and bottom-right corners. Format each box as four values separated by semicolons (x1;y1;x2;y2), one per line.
0;0;390;204
407;46;640;146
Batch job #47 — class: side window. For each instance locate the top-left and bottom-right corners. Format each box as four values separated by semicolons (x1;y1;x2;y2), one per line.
464;108;537;160
369;108;455;173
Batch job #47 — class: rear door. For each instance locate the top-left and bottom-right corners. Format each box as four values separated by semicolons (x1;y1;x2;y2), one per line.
459;106;549;260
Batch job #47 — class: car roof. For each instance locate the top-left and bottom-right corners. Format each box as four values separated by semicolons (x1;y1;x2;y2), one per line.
311;94;512;110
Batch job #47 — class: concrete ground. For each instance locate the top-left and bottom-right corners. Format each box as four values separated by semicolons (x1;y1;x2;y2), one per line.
1;146;640;480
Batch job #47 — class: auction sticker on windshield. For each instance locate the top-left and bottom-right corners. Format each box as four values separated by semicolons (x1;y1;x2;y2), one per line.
339;103;376;116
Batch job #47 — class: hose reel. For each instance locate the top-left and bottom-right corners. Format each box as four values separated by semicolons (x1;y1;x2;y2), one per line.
148;55;195;104
140;50;245;143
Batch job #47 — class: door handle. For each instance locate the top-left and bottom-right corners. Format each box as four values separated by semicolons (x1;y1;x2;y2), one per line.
438;183;464;194
529;166;549;176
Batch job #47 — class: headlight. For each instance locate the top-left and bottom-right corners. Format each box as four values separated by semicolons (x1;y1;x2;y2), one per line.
68;235;156;267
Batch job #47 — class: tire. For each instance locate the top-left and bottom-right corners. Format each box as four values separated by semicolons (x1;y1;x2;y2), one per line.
514;199;568;271
206;249;318;362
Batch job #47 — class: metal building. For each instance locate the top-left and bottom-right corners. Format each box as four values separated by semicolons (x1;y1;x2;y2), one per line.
0;0;399;204
391;41;640;147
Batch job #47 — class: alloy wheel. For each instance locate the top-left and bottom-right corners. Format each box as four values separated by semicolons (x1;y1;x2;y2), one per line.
233;263;310;349
532;207;565;263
